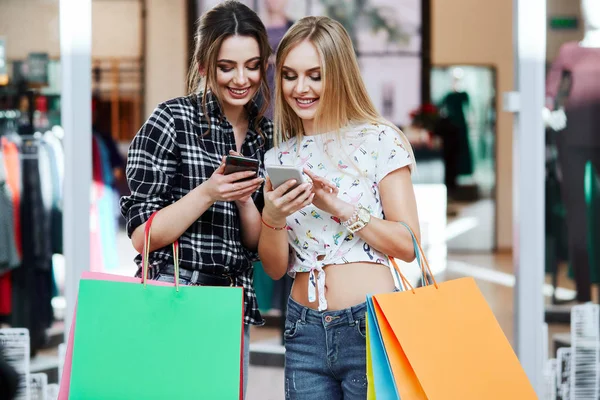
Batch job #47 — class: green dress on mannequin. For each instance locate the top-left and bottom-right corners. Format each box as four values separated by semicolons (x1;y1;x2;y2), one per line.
440;91;473;176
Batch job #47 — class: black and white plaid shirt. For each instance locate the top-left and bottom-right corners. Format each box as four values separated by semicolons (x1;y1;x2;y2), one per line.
120;92;273;326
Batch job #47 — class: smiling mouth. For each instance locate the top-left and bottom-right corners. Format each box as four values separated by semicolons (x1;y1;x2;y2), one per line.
295;97;319;106
228;87;250;96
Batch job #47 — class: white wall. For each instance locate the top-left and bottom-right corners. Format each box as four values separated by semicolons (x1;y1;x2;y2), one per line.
144;0;188;117
431;0;514;250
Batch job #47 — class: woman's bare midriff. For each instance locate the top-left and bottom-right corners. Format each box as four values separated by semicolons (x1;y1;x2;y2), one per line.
290;262;396;311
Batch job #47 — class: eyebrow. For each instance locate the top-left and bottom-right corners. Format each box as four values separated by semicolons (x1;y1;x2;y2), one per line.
282;66;321;73
217;57;261;64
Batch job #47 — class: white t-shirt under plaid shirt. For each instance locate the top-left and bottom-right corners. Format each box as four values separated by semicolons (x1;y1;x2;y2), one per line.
121;92;273;326
264;122;412;311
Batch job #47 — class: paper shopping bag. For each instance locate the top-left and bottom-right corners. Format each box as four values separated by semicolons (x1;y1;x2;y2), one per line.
367;222;537;399
58;271;226;399
59;211;245;400
68;278;243;400
366;295;405;400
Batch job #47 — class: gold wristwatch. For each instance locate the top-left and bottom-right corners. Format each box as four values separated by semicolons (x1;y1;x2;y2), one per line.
343;204;371;233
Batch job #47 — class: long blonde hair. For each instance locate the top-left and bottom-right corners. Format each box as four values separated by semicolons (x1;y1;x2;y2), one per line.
273;16;415;171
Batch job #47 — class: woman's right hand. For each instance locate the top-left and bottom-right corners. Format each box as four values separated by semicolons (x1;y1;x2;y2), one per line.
203;157;264;203
262;177;314;226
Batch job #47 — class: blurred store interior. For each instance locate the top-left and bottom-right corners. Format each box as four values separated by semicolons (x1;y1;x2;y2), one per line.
0;0;595;398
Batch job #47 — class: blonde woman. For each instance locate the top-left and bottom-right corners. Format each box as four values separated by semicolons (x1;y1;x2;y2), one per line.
258;16;420;399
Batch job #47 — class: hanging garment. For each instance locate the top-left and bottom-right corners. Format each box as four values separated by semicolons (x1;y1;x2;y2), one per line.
0;181;19;272
12;138;54;356
43;131;64;246
41;138;63;254
0;275;10;321
0;138;22;320
94;135;118;271
0;148;19;272
439;91;473;176
20;139;52;270
2;138;22;257
0;180;18;320
38;138;54;224
43;131;64;197
90;137;104;272
38;138;61;300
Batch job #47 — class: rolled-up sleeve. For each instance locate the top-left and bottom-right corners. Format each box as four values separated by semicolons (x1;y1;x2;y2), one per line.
120;104;178;237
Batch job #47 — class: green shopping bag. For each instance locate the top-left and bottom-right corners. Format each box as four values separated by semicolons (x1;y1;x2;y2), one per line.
68;212;245;399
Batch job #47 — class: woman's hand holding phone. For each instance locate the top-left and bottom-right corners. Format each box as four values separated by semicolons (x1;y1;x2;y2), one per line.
203;154;264;203
262;176;314;227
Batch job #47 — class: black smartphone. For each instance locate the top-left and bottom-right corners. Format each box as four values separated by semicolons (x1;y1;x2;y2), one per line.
224;155;260;180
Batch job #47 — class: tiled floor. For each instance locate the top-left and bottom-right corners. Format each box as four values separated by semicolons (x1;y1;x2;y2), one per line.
446;199;495;252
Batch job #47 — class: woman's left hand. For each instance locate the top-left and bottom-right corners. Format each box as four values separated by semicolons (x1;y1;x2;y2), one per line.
303;168;353;219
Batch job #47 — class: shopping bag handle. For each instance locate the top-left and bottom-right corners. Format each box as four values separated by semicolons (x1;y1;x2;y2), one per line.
388;222;438;293
141;211;180;291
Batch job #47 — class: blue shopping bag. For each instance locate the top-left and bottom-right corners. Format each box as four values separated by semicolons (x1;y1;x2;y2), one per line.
366;294;400;399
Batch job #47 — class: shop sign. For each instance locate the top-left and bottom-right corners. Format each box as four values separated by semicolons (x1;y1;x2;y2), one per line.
27;52;49;86
549;16;579;30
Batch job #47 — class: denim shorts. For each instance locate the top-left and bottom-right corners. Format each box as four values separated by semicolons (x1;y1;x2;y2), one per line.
283;296;368;400
154;273;251;399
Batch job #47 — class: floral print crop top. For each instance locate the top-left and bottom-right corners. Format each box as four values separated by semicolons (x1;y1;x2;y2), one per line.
264;122;413;311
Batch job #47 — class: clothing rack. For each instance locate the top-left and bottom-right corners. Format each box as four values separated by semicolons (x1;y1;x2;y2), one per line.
1;82;121;356
0;85;61;357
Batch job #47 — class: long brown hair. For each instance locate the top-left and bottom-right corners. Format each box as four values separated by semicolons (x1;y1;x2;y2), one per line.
187;0;271;136
273;16;415;171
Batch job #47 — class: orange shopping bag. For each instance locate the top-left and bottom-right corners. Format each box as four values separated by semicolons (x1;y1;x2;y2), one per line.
367;223;537;399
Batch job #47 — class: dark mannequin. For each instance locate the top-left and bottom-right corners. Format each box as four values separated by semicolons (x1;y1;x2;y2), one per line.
438;68;473;196
544;0;600;302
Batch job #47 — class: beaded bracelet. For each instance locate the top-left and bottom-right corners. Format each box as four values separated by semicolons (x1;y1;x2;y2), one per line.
341;206;359;228
261;217;287;231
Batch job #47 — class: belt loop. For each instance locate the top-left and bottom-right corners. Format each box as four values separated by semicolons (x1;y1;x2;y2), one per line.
300;306;308;323
346;308;355;325
190;270;199;284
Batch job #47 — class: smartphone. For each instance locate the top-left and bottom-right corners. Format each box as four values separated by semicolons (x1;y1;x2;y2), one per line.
224;155;259;180
266;165;306;191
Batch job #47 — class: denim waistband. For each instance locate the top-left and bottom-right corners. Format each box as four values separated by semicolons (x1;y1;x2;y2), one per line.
286;296;366;327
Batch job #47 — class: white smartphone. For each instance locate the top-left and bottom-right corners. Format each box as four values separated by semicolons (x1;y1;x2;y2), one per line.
266;165;306;191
